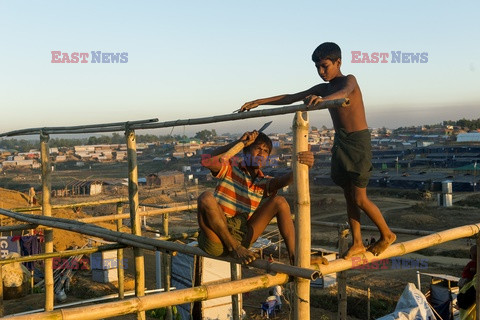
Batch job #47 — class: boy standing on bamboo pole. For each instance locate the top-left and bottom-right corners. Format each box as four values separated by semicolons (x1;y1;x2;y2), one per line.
239;42;396;258
197;130;313;264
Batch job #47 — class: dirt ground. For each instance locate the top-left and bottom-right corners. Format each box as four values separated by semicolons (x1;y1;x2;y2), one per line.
1;185;478;319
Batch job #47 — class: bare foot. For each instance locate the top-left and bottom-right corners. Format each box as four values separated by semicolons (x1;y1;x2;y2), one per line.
231;244;258;264
311;256;329;266
342;244;366;259
367;233;396;256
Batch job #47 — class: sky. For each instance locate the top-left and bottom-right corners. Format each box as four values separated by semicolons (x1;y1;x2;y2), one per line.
0;1;479;138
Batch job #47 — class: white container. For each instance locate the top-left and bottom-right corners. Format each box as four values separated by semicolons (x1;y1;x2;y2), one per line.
90;250;118;270
92;269;118;283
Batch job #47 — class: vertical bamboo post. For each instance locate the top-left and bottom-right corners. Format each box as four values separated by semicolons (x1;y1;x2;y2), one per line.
292;111;310;320
367;287;371;320
0;266;3;317
125;128;145;320
230;263;242;320
162;212;172;320
116;202;125;299
476;234;480;320
338;227;349;320
40;131;54;311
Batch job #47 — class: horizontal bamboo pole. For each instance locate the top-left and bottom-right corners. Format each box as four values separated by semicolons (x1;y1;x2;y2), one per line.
313;223;480;276
0;223;38;232
311;221;433;236
14;197;129;213
136;99;349;131
4;273;289;320
0;243;126;265
0;99;348;137
0;208;319;280
0;119;158;138
79;204;196;223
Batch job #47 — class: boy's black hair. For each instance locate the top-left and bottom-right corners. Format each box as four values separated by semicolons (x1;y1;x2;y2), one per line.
243;132;272;155
312;42;341;63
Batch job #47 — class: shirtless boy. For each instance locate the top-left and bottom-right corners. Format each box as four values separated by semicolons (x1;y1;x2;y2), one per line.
239;42;396;258
197;130;313;264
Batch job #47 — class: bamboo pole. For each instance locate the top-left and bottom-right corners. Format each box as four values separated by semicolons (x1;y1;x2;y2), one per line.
0;99;348;138
0;243;125;266
312;221;433;236
292;111;310;320
0;266;3;317
230;263;242;320
161;212;172;320
313;223;480;275
79;204;196;224
0;119;158;137
5;273;289;320
116;203;125;300
40;131;54;311
476;234;479;320
0;208;319;280
125;128;145;320
337;228;349;320
0;224;38;232
367;287;371;320
14;197;129;213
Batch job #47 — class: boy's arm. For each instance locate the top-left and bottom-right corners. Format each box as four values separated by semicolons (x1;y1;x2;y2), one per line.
202;131;258;173
304;75;357;106
266;150;314;194
240;84;327;112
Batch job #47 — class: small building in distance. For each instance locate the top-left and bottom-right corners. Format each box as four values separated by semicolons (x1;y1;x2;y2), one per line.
147;171;184;188
61;180;104;197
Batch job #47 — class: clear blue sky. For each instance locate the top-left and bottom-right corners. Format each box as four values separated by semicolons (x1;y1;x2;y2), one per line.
1;1;479;137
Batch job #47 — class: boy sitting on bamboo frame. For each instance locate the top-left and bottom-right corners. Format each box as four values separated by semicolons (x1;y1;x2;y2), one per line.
197;130;313;265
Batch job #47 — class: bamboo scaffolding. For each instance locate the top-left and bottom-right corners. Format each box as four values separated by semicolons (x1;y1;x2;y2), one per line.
0;208;319;280
40;132;54;311
4;273;289;320
312;221;433;236
293;111;310;320
13;198;129;213
0;99;348;138
125;129;145;320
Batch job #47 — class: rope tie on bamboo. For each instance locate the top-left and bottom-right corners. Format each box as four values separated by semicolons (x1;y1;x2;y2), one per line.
40;129;49;140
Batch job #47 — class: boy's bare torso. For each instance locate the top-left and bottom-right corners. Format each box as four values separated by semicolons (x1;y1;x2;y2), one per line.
315;75;368;133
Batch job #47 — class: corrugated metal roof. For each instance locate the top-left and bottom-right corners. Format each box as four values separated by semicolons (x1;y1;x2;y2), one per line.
457;132;480;142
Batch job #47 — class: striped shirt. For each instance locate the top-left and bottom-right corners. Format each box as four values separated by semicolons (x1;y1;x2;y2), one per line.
213;164;270;218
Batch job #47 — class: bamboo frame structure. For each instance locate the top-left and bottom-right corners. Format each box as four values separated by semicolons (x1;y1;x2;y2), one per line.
3;98;477;320
293;111;311;320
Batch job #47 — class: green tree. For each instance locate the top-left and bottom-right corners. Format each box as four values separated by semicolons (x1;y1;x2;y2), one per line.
194;129;217;142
